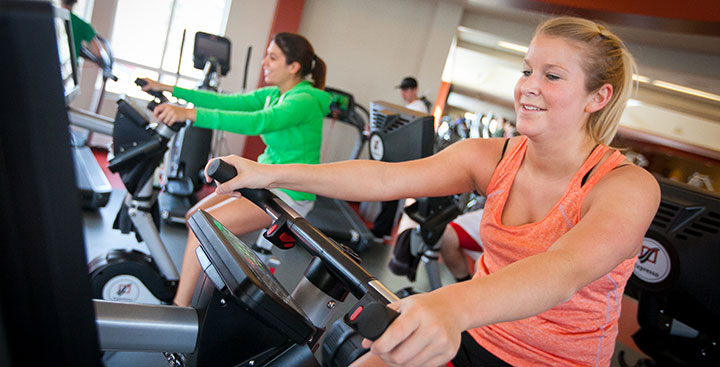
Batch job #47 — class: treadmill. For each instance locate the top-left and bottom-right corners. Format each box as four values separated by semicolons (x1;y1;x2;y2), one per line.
69;32;118;210
305;88;377;253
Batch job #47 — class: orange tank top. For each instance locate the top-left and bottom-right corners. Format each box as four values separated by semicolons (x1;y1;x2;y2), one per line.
467;136;635;367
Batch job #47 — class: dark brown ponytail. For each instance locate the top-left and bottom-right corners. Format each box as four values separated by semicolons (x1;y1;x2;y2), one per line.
310;55;326;89
273;32;327;89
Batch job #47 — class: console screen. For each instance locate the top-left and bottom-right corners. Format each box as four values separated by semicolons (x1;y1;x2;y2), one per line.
210;216;304;315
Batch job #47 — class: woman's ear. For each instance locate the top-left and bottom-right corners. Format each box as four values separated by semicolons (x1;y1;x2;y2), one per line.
288;61;302;75
585;83;613;113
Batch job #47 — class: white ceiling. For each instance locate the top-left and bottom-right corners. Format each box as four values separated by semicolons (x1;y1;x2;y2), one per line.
436;0;720;151
436;0;720;122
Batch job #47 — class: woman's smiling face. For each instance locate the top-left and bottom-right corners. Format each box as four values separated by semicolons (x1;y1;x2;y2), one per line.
262;41;294;86
514;34;597;140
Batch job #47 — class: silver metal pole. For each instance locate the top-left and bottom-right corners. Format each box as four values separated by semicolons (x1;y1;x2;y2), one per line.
94;300;198;352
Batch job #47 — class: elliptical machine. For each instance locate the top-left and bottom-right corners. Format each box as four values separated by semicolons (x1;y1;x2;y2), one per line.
87;82;182;304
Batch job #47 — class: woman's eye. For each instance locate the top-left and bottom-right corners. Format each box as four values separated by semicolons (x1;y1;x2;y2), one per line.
546;74;560;80
522;70;531;77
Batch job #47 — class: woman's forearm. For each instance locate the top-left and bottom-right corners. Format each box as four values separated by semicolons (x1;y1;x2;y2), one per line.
435;250;582;331
269;160;410;202
266;142;483;202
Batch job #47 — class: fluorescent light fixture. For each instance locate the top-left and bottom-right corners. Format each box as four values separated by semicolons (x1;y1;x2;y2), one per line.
497;41;528;54
632;74;651;83
652;80;720;102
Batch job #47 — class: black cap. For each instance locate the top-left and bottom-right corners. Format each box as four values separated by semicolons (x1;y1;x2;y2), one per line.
396;77;418;90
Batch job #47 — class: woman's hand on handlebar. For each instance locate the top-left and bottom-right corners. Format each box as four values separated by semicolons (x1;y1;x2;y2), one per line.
138;78;173;93
205;156;276;197
361;292;463;367
153;103;196;125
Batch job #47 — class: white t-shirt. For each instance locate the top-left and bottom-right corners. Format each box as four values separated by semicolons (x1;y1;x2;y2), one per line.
405;99;429;114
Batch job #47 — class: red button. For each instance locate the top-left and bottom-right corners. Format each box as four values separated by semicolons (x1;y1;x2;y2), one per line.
267;224;278;235
349;306;364;321
279;233;295;243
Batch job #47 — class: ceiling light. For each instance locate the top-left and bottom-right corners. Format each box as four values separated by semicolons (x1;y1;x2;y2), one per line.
651;80;720;102
632;74;651;83
497;41;528;54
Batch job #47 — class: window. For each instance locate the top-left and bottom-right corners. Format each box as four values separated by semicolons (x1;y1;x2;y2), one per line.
105;0;231;99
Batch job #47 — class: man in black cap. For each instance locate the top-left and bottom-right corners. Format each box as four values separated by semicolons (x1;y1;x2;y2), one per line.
397;77;429;113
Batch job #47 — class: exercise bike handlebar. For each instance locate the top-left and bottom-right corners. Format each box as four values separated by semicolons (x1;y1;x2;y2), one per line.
135;78;169;104
207;158;400;340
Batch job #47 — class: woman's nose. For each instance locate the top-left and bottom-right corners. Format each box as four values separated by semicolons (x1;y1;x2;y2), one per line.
520;76;540;96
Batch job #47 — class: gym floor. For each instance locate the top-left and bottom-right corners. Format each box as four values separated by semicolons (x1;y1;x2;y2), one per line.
83;187;648;366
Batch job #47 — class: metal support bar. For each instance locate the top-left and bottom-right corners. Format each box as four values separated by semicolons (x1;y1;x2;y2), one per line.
68;106;114;136
94;300;198;352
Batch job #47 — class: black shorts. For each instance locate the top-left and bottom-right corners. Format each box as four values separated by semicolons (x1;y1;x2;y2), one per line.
450;331;512;367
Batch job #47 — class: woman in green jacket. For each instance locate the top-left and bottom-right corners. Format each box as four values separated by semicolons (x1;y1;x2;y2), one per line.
141;32;330;306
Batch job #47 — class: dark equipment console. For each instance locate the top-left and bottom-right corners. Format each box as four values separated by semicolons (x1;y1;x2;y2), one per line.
188;210;315;345
624;175;720;366
200;159;401;350
151;158;401;366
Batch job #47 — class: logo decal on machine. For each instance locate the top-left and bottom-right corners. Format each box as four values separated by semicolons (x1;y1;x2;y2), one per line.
633;237;670;283
369;134;384;161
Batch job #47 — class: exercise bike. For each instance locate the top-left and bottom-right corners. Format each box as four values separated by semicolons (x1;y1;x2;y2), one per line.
93;159;399;367
88;81;182;304
158;31;230;224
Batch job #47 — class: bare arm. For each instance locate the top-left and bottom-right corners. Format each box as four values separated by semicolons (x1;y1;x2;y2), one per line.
85;37;102;61
139;78;173;93
213;138;506;202
364;165;661;366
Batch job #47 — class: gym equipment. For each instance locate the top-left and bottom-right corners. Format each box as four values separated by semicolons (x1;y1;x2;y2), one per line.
367;100;434;163
1;3;102;364
91;161;400;366
305;87;377;253
193;31;231;90
54;3;113;210
621;175;720;366
87;86;183;304
81;34;118;114
5;6;403;366
365;101;458;287
158;31;231;224
390;113;487;291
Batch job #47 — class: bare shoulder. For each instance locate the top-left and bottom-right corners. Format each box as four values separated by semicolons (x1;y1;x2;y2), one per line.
588;162;661;213
437;137;515;193
444;136;508;153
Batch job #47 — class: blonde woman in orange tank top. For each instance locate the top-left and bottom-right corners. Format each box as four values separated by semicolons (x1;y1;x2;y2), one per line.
211;17;660;367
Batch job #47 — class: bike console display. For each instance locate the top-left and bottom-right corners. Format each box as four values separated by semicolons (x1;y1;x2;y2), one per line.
188;210;315;344
193;31;231;76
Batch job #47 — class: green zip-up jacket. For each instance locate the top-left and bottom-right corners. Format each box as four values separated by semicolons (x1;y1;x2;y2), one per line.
172;80;330;201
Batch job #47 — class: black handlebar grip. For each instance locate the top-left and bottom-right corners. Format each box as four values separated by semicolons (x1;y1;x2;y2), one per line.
134;78;148;87
206;159;237;183
168;121;187;132
135;78;169;103
147;100;160;112
345;300;400;341
206;159;274;209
